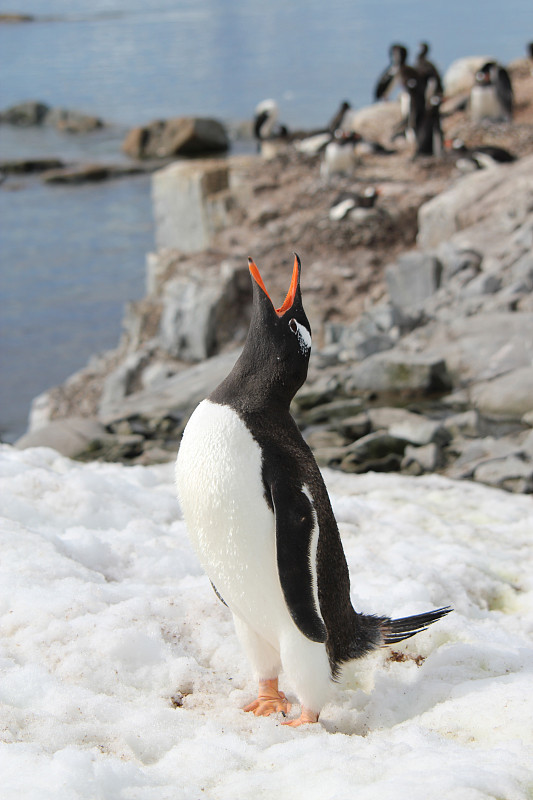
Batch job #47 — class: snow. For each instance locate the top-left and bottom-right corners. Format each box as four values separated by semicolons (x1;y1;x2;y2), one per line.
1;443;532;800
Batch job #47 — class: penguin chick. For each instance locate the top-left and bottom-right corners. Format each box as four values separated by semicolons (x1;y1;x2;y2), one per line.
175;254;451;727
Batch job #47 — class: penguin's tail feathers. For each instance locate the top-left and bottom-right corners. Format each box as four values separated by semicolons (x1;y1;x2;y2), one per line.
381;606;452;645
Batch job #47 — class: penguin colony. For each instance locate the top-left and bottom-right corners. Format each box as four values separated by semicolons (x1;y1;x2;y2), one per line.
176;255;451;727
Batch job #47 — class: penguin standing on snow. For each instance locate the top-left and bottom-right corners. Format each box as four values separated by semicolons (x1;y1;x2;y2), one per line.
176;255;451;727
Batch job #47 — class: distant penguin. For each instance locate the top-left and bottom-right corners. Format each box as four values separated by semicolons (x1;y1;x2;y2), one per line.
320;130;359;179
415;42;444;98
253;99;289;153
470;61;513;121
414;93;444;157
449;138;516;171
376;44;426;144
375;44;419;103
175;254;451;727
329;187;378;220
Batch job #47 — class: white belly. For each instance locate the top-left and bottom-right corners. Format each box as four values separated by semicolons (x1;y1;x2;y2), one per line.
175;399;290;643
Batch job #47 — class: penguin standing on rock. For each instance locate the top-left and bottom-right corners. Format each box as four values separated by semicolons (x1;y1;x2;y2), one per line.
175;255;451;727
470;61;513;121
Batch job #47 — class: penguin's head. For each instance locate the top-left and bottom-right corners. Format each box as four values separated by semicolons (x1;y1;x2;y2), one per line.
245;254;312;401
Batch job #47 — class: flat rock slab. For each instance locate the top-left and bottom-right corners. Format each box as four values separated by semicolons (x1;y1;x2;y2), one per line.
15;417;110;458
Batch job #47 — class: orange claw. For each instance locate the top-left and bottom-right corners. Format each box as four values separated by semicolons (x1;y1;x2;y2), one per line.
282;707;319;727
243;678;292;717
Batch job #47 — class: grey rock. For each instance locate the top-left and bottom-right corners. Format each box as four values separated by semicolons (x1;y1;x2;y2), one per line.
469;366;533;420
402;442;442;474
344;351;450;395
0;100;49;125
304;429;347;450
345;430;409;461
462;271;502;297
159;262;250;361
15;417;110;458
99;348;153;421
336;412;371;441
44;107;103;133
366;407;450;446
298;398;365;425
122;117;229;159
99;349;240;425
152;160;231;253
404;312;533;385
293;373;339;410
442;410;481;438
385;252;442;312
436;242;483;282
473;456;533;493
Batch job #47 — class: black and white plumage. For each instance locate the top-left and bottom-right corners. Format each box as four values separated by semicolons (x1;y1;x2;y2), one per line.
450;139;516;171
415;42;444;98
175;254;451;726
329;187;378;220
376;43;443;152
470;61;513;122
253;99;289;151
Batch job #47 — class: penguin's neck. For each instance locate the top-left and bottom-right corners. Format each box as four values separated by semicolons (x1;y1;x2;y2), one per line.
211;360;297;416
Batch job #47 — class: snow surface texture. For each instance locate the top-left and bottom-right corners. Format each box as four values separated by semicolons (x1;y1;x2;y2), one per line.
1;443;532;800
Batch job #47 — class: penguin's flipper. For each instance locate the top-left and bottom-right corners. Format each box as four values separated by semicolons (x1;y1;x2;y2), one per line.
495;67;514;117
270;481;327;643
375;68;395;100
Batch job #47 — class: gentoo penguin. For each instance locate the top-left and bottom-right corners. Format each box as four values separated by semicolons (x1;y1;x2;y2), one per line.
320;130;360;179
375;44;426;145
253;99;289;154
415;42;444;98
175;254;451;727
329;187;378;220
414;93;444;157
470;61;513;121
449;138;516;171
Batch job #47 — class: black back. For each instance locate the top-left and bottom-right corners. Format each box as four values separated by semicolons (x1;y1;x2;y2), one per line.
210;257;380;669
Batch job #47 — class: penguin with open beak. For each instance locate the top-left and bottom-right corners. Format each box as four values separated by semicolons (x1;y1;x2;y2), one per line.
175;255;451;726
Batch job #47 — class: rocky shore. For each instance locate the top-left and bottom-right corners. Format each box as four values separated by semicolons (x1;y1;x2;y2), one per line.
14;57;533;494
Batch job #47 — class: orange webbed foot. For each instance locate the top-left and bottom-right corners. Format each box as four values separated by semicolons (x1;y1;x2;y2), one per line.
243;678;291;717
281;707;319;727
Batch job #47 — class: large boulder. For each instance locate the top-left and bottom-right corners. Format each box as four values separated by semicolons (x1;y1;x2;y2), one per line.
159;261;251;361
99;349;240;424
0;100;49;125
469;366;533;420
122;116;229;159
385;252;442;313
152;159;231;252
343;351;451;395
417;154;533;251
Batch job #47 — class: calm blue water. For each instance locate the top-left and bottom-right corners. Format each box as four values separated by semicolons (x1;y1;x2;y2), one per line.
1;0;531;441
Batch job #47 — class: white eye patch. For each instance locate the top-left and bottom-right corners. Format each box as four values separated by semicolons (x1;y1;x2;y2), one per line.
289;318;312;355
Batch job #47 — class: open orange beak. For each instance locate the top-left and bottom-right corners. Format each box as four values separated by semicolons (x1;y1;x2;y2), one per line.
248;255;300;317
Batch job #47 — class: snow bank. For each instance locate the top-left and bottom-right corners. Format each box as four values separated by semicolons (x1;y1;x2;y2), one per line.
0;444;532;799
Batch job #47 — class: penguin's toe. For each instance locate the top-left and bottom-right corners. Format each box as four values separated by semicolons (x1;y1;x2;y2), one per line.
282;708;319;727
243;679;291;717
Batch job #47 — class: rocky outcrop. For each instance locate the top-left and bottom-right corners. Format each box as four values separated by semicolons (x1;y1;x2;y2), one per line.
122;117;229;159
0;101;104;132
17;120;533;492
152;159;232;252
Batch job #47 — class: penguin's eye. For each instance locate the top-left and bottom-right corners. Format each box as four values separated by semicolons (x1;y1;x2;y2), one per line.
288;318;312;355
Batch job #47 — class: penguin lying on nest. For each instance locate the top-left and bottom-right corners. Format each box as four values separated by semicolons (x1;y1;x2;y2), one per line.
176;255;451;727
